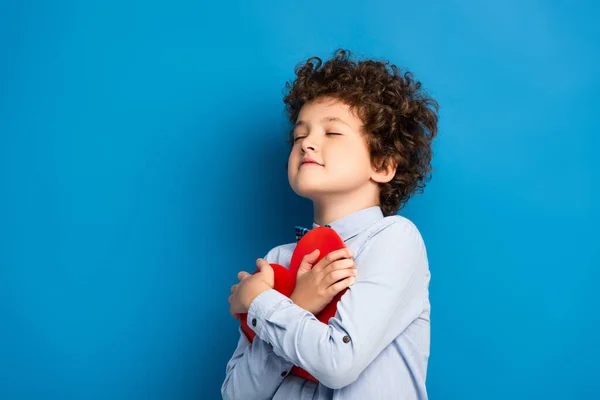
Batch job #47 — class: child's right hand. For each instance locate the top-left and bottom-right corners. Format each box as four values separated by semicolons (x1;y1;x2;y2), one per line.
290;248;357;316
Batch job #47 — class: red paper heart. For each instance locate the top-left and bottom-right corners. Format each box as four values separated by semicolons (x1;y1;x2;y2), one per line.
239;227;347;383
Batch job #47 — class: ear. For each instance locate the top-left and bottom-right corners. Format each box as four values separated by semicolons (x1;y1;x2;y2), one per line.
371;156;397;184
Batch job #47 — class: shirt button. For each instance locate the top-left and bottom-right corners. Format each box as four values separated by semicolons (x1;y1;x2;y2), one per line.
251;318;257;327
281;371;288;377
343;335;351;343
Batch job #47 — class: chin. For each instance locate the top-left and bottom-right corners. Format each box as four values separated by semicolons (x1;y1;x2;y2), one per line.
293;182;345;202
290;180;324;199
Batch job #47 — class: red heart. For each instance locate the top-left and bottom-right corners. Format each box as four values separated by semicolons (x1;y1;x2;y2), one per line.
239;227;347;383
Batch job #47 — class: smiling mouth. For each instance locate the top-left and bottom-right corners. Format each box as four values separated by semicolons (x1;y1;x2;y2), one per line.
300;161;323;168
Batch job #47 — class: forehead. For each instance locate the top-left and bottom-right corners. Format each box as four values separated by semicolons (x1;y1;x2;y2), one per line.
296;97;362;127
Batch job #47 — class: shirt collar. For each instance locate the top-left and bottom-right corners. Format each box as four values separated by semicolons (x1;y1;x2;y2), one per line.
312;206;384;242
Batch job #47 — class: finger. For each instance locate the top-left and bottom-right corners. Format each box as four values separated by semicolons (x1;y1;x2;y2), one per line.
229;298;239;317
327;276;356;296
237;271;251;281
322;258;356;276
324;267;357;287
256;258;274;281
314;248;354;271
301;249;320;265
230;284;238;294
256;258;269;268
298;249;320;274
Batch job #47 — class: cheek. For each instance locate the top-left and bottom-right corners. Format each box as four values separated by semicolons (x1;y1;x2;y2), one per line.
335;141;366;161
287;149;298;174
340;144;372;173
288;148;298;164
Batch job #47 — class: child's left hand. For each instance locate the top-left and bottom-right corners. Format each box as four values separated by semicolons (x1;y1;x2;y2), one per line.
228;258;275;319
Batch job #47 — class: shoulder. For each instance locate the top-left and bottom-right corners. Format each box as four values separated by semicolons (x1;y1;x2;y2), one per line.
370;214;424;242
358;214;426;259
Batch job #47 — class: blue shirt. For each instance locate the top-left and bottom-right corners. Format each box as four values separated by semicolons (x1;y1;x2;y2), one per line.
221;206;431;399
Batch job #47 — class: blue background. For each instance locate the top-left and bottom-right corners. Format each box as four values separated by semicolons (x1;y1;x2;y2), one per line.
1;0;598;399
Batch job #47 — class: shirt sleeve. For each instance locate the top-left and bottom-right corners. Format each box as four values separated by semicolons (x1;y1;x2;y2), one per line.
220;328;294;400
221;248;295;400
246;219;429;389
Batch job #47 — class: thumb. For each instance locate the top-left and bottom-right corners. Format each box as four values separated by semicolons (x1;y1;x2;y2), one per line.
257;259;274;282
297;249;320;277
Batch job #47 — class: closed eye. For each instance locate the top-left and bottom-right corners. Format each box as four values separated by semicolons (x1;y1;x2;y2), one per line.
294;132;340;142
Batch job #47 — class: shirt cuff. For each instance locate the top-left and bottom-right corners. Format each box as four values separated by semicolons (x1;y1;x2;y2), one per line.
247;289;292;337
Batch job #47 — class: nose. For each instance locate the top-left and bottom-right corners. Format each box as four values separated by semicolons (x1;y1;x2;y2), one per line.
301;134;319;153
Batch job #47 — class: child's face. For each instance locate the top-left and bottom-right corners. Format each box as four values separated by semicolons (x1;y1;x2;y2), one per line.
288;97;378;202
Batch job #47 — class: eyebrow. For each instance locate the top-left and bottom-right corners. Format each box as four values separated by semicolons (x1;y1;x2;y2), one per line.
295;116;351;128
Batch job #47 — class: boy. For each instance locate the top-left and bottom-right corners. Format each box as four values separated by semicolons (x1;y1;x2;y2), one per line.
222;49;439;399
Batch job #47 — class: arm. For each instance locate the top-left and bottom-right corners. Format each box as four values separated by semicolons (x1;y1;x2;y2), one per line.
246;220;429;389
221;328;293;400
221;248;294;400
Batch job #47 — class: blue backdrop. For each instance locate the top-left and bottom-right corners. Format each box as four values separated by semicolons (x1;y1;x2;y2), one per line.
1;1;598;399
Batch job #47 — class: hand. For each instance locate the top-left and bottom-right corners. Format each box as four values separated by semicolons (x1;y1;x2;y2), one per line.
290;247;357;315
228;258;275;319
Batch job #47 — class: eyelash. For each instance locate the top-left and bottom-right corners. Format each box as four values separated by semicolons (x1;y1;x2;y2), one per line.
293;132;341;142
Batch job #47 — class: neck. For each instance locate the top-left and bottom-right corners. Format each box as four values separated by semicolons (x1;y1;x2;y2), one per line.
311;189;380;225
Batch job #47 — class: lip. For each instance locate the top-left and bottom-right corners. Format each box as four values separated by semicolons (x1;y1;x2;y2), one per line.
300;157;323;167
300;161;322;167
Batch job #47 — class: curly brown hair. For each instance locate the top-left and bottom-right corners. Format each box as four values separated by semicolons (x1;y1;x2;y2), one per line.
283;49;439;216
